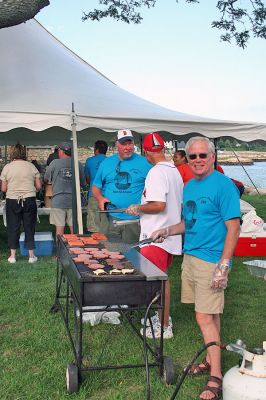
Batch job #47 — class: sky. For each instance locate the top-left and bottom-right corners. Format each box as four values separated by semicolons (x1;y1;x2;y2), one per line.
37;0;266;123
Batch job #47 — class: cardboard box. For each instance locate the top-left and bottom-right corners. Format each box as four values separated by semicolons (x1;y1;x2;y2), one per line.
44;184;52;208
19;232;54;256
234;232;266;257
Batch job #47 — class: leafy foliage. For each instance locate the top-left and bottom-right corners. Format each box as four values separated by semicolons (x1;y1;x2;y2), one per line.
82;0;157;24
213;0;266;48
82;0;266;48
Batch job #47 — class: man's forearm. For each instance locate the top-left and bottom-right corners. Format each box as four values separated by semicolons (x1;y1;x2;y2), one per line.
167;220;185;236
221;218;241;261
138;201;165;214
92;185;103;201
92;185;109;210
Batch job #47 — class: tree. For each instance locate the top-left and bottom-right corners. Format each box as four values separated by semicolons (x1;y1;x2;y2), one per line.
82;0;266;48
0;0;49;29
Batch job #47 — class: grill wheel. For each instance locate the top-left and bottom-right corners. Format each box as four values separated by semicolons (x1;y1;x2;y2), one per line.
66;363;79;393
162;356;176;385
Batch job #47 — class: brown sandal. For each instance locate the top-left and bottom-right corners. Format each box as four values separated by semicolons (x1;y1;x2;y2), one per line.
199;375;222;400
186;357;211;375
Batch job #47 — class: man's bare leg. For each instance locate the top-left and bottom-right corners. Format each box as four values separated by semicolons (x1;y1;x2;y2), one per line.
196;312;222;400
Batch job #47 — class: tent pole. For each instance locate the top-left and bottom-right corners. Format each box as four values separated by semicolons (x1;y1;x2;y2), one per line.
214;138;218;169
4;144;7;164
71;104;83;234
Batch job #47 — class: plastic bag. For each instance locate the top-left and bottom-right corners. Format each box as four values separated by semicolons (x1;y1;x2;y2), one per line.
211;262;229;290
76;306;121;326
241;210;264;233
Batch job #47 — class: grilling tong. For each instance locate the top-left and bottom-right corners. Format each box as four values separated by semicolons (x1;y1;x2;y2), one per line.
97;202;128;213
97;208;127;213
131;238;154;248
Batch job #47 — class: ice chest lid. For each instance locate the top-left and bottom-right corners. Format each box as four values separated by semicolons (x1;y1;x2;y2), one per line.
243;260;266;269
20;232;53;241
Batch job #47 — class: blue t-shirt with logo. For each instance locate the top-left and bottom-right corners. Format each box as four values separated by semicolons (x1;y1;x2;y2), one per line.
93;153;151;220
84;154;106;197
183;170;240;263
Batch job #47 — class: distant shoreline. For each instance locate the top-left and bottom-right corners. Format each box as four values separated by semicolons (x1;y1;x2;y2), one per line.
220;159;266;165
218;151;266;165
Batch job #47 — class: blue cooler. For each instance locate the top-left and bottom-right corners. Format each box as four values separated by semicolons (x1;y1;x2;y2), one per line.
19;232;54;256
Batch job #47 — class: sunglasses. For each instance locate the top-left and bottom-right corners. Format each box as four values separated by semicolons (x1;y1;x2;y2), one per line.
116;160;121;174
188;153;209;160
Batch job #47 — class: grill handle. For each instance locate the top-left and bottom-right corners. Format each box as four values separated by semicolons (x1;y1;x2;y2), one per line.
112;219;140;226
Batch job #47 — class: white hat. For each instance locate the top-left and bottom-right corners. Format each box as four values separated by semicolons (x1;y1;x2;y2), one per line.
117;129;134;143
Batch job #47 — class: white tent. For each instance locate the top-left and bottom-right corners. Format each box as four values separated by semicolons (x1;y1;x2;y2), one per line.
1;19;266;233
1;19;266;145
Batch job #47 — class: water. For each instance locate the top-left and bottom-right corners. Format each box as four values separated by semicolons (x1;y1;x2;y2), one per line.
222;162;266;188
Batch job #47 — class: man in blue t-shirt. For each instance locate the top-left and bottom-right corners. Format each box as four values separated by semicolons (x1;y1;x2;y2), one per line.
92;129;151;243
84;140;108;233
151;137;240;400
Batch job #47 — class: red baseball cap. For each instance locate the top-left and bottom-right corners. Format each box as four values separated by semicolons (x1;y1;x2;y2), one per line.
143;132;164;152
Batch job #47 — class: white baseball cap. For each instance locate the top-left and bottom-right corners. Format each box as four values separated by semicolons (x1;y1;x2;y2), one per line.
117;129;134;143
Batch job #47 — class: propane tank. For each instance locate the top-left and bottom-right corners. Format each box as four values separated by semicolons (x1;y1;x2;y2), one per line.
223;340;266;400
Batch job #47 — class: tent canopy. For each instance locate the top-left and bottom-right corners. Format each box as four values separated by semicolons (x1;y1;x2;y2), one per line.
1;19;266;144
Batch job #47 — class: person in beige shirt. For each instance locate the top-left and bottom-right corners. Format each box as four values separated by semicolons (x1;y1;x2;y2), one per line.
0;144;42;264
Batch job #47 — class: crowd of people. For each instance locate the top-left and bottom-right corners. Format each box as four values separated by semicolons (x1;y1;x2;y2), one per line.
0;132;242;400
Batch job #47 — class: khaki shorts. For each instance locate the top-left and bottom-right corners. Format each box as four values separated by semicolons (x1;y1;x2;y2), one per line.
86;196;108;233
50;208;72;227
181;254;224;314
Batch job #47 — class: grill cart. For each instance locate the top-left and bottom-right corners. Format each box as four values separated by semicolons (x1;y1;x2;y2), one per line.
51;236;175;395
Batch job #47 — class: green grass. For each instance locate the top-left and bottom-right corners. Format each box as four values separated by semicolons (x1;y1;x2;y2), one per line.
1;195;266;399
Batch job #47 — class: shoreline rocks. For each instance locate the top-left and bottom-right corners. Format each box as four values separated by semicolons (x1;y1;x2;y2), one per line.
218;151;266;165
245;186;266;196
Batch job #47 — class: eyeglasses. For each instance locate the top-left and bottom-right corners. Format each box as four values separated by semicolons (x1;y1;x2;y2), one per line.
188;153;209;160
116;160;121;174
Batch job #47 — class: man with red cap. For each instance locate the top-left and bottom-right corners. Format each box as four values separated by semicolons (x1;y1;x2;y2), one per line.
126;132;183;339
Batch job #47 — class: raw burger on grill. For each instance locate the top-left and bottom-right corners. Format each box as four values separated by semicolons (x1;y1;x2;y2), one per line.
91;233;107;241
108;254;125;260
87;263;103;269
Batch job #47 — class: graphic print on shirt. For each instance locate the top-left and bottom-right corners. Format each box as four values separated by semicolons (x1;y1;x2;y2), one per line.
184;200;197;230
114;161;132;190
60;168;72;180
114;171;132;190
184;197;214;231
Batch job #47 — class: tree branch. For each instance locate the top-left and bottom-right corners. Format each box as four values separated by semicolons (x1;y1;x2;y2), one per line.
82;0;266;48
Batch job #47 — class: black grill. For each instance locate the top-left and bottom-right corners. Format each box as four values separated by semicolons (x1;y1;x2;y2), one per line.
52;235;174;395
58;236;166;306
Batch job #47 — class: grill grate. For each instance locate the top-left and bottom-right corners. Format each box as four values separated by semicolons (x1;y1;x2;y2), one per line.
104;240;132;254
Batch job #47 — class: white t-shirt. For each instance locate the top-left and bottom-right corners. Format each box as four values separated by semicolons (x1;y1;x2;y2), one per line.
140;161;183;255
